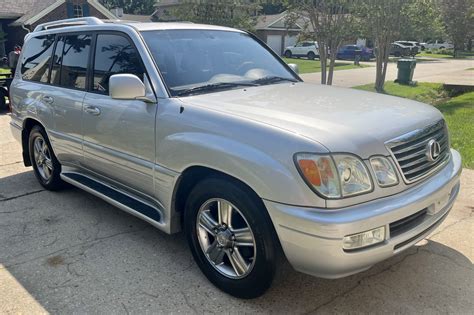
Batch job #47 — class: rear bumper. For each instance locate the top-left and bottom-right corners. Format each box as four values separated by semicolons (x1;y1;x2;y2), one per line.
265;149;462;278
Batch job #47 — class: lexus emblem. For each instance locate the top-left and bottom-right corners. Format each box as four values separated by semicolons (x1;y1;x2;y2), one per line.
426;139;441;162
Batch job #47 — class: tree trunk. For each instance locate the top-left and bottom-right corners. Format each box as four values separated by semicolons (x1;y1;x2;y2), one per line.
320;43;327;85
327;43;340;85
375;37;390;93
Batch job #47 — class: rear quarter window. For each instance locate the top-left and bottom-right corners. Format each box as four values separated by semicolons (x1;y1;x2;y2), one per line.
21;35;55;83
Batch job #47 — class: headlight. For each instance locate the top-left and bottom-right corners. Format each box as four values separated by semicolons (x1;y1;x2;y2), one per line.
333;155;373;197
295;153;372;198
370;157;399;187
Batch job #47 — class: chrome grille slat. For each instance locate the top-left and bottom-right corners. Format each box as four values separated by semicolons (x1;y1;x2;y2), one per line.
391;129;445;154
399;140;449;168
386;120;450;184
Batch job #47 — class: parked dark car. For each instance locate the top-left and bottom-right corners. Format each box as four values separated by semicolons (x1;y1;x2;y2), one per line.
390;42;412;57
395;41;419;55
336;45;374;61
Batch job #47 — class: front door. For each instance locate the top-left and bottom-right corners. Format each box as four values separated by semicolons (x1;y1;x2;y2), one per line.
81;33;156;197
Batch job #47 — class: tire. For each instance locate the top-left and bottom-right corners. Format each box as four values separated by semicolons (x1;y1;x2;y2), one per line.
184;177;279;299
394;51;401;57
439;46;445;49
0;89;6;111
28;125;65;190
284;50;292;58
307;51;316;60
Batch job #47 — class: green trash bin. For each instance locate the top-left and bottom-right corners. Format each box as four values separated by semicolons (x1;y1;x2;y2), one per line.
395;59;416;84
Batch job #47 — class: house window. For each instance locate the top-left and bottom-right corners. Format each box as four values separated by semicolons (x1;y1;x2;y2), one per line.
73;4;83;18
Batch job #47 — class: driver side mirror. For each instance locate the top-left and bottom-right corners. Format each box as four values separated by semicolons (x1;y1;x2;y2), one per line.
288;63;299;75
109;74;155;103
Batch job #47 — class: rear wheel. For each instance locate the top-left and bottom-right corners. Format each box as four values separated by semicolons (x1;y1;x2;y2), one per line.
28;125;65;190
307;51;316;60
284;50;292;58
184;177;278;299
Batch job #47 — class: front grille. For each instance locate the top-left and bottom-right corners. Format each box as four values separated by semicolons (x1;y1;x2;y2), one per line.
390;209;427;238
386;120;450;183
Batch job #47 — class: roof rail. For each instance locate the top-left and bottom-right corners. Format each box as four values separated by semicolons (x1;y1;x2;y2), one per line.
33;17;104;32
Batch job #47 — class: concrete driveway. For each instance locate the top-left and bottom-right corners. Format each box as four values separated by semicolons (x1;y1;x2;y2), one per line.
1;112;473;314
301;58;474;87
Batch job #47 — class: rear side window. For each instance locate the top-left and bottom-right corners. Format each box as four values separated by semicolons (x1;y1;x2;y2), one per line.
92;34;144;94
21;35;55;83
60;34;91;89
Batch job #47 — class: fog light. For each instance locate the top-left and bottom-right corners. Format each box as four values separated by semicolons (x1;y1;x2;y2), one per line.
343;226;385;250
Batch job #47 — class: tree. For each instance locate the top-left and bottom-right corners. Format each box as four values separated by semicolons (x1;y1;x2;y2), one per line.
287;0;357;85
355;0;409;92
399;0;446;41
99;0;156;15
439;0;474;57
169;0;260;31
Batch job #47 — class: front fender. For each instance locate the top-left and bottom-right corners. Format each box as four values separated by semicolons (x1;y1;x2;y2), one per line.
156;132;326;208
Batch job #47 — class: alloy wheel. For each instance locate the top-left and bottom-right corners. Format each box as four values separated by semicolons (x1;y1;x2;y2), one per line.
196;198;257;279
33;135;53;181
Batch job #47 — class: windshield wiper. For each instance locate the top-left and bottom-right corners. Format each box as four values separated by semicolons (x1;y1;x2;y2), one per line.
174;82;258;96
252;76;298;85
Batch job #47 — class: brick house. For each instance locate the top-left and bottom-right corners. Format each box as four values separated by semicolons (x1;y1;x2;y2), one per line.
0;0;115;57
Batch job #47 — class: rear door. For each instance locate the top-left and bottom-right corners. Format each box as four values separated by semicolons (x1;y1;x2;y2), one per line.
15;33;91;166
46;33;91;164
81;32;157;196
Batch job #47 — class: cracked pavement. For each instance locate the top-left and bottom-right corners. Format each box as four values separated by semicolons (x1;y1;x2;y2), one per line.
1;112;473;314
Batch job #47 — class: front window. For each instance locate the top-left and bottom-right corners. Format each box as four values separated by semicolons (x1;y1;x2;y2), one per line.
141;30;297;96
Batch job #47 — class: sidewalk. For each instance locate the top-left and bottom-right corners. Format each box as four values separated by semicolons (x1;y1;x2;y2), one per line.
301;58;474;87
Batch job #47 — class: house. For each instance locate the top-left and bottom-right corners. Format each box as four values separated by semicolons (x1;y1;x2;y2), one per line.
110;8;152;22
0;0;115;57
255;11;309;56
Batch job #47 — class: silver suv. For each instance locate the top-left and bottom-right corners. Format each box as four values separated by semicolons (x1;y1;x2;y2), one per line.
10;18;462;298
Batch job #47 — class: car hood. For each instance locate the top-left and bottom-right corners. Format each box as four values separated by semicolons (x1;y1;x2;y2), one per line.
180;82;443;158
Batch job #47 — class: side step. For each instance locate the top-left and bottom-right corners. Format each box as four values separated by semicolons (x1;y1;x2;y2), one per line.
61;172;163;226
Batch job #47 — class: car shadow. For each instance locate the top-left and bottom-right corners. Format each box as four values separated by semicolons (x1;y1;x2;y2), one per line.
0;170;472;313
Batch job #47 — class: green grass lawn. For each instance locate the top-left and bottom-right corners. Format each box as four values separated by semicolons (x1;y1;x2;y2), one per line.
418;51;474;59
418;52;453;59
283;57;370;74
355;82;474;169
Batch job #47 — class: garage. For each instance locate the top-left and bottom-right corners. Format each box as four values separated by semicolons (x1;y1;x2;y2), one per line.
267;35;282;55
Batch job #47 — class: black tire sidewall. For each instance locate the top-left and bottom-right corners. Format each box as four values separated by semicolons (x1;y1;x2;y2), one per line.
284;50;292;58
307;52;315;60
28;125;63;190
184;177;277;299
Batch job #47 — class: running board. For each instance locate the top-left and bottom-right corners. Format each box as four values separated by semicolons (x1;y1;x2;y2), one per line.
61;172;164;228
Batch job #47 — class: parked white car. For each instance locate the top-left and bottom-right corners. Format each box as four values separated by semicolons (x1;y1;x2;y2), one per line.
284;41;319;59
421;41;454;50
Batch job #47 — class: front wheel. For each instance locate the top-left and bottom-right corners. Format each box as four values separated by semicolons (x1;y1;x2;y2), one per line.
284;50;292;58
184;177;279;299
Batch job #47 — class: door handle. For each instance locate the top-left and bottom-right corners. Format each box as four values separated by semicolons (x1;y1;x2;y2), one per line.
84;105;101;116
42;95;54;104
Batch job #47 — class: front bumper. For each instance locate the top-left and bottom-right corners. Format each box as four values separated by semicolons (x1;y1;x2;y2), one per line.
264;149;462;279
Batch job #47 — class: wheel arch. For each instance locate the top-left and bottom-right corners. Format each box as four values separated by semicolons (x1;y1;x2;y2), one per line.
21;118;44;166
172;165;265;217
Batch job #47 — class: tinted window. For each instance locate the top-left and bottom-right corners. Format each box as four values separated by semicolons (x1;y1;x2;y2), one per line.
55;34;91;89
50;36;65;86
21;35;55;83
93;34;144;93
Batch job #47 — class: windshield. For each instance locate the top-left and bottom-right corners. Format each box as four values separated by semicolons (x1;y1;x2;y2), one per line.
141;30;297;96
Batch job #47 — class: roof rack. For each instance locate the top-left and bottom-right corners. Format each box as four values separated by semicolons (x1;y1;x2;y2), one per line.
33;17;104;32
